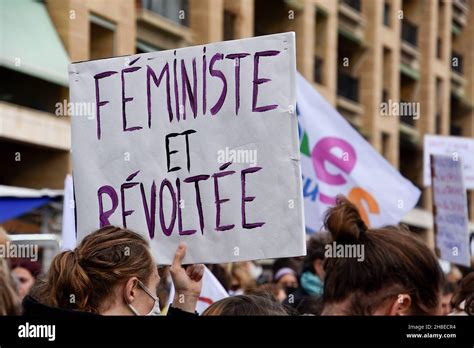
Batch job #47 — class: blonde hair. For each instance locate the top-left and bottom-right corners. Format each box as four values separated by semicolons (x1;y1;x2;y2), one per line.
0;240;21;315
0;226;9;246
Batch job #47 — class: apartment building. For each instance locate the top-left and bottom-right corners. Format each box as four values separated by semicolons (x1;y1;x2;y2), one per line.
1;0;472;244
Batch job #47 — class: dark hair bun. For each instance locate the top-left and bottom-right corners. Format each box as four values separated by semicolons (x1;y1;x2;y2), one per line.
324;195;367;244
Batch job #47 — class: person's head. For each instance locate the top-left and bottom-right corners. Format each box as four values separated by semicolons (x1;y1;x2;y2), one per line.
321;196;443;316
32;226;159;315
272;257;300;276
10;259;41;300
440;281;456;315
0;263;21;315
202;294;289;315
207;264;232;292
246;283;287;303
230;262;256;293
452;272;474;315
296;296;324;316
303;233;331;279
273;267;298;289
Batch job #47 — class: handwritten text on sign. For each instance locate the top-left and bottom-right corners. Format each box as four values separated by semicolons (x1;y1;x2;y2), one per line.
70;33;305;264
431;154;470;267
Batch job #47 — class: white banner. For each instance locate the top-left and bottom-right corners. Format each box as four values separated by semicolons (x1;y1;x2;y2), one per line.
424;135;474;189
69;33;305;264
167;266;228;314
297;73;421;232
61;174;76;251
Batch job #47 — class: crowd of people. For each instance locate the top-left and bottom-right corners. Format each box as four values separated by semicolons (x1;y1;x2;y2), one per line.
1;196;473;316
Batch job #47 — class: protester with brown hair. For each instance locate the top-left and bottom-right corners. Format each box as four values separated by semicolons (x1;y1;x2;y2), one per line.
283;233;330;308
202;294;289;316
245;283;287;303
451;272;474;316
24;226;203;316
321;195;443;316
229;262;256;295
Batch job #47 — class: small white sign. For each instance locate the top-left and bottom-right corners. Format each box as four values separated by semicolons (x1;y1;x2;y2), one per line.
431;154;470;267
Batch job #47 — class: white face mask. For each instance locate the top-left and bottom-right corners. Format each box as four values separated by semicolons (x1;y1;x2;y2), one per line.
127;279;161;316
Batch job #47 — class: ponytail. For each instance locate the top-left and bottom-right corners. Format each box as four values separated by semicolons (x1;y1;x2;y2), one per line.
32;226;154;314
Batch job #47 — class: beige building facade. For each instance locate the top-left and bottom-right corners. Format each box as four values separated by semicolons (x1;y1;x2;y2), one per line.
1;0;472;243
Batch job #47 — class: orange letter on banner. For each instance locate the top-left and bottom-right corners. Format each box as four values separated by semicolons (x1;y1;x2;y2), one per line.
347;187;380;227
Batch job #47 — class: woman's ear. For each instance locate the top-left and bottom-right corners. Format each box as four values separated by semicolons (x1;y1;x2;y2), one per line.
123;277;139;304
388;294;412;315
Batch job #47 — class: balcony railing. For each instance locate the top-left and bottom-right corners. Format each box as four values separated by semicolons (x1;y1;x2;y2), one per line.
401;20;418;47
337;71;359;102
451;51;464;74
341;0;361;12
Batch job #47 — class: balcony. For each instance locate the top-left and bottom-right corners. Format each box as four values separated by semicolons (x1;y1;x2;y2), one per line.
341;0;361;12
140;0;189;26
400;20;419;69
451;51;466;101
452;0;469;30
338;0;366;44
399;100;416;127
337;71;359;102
136;0;192;50
0;101;70;150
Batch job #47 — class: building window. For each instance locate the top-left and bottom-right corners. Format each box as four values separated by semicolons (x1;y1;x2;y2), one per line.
89;14;116;60
341;0;361;12
401;20;418;47
141;0;189;26
337;71;359;102
451;51;464;74
450;124;462;135
382;132;390;159
383;2;390;27
314;56;323;84
382;88;389;103
224;10;236;41
400;100;416;126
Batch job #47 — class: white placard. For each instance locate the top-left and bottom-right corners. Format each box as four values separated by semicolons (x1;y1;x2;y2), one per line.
69;33;305;264
431;154;470;267
424;135;474;189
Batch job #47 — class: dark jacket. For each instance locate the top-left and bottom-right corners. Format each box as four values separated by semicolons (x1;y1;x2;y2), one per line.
22;295;196;317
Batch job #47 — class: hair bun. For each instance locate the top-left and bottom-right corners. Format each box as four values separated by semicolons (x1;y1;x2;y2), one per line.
324;195;367;244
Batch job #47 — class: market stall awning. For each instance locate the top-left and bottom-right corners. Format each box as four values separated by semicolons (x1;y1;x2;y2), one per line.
0;185;63;223
0;0;70;86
